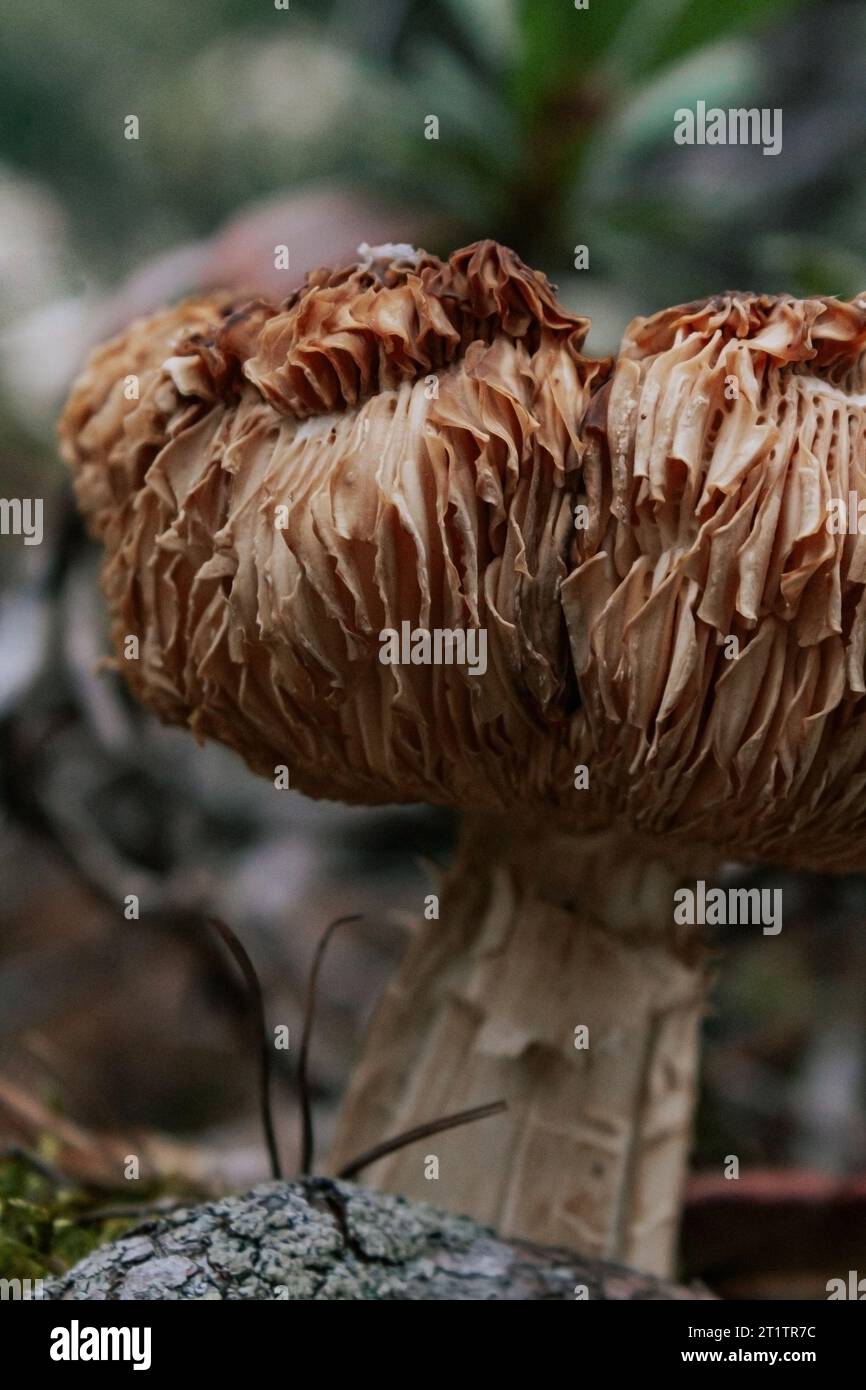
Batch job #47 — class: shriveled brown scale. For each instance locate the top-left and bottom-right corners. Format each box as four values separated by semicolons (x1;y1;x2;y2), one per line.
60;249;866;1279
61;240;607;809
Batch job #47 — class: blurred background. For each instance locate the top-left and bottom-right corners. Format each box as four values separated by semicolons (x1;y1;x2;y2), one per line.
1;0;865;1297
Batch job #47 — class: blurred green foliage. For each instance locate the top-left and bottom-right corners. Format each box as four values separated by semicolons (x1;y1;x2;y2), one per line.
4;0;866;322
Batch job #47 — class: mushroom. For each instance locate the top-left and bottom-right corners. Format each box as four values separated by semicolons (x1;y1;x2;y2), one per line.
59;249;866;1279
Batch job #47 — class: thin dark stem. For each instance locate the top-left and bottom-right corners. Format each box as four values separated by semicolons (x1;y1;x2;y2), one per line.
0;1145;77;1191
337;1100;507;1181
205;916;282;1182
298;914;363;1176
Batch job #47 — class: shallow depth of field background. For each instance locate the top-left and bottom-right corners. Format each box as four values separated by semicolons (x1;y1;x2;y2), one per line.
1;0;865;1295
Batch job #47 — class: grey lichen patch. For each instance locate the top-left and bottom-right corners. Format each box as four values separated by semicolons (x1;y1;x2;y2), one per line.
117;1256;198;1300
339;1180;479;1262
44;1179;713;1301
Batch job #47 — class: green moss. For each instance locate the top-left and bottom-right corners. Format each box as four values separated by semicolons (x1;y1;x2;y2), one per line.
0;1155;159;1281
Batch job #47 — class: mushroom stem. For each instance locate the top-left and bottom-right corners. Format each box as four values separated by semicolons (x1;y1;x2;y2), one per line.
329;813;712;1277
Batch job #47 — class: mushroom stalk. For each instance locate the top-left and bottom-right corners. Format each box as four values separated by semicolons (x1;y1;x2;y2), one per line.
329;813;711;1277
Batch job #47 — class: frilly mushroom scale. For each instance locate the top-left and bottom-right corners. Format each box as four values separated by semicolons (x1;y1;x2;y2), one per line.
60;243;608;812
566;291;866;871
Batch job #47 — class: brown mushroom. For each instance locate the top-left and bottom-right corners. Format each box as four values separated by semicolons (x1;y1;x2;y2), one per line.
59;247;866;1278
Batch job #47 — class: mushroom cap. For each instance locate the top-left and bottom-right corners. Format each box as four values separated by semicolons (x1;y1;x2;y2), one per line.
60;261;866;871
564;290;866;872
60;242;609;811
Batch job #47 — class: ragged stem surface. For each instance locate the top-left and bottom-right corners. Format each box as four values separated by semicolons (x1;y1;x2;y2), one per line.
329;814;712;1277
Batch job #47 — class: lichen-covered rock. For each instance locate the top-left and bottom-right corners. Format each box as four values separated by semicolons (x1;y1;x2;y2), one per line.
44;1179;712;1301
